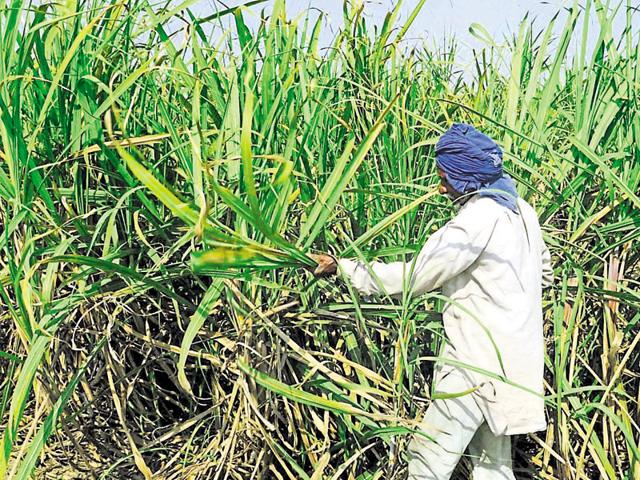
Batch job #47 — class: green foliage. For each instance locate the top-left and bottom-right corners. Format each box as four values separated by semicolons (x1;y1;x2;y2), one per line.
0;0;638;478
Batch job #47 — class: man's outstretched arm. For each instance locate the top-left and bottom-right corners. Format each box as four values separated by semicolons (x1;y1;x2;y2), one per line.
311;202;498;297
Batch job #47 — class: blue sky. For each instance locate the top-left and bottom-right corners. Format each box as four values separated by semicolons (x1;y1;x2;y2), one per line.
202;1;565;46
185;1;637;72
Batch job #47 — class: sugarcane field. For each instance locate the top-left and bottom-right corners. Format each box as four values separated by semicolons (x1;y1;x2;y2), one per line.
0;0;639;479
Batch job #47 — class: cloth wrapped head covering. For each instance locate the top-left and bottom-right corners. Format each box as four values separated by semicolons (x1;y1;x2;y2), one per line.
435;123;519;213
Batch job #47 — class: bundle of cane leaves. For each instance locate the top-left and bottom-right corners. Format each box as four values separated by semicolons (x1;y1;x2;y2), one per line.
110;135;306;272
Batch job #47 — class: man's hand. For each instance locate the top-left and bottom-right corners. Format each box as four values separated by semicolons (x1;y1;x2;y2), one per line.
307;253;338;277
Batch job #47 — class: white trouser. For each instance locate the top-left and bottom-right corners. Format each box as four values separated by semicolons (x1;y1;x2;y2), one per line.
407;368;516;480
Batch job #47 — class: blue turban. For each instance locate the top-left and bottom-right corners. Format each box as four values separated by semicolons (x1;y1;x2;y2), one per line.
435;123;518;213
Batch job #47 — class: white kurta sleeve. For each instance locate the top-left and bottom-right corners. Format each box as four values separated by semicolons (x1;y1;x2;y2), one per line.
541;240;553;288
338;257;413;297
338;202;499;297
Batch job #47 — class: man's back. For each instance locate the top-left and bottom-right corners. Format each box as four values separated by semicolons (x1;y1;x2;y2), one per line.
437;196;549;435
339;195;550;434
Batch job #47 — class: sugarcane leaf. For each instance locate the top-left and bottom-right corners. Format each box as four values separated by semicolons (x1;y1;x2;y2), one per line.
570;137;640;210
191;247;291;273
342;190;438;256
238;359;369;416
115;143;237;244
177;279;224;392
300;93;401;250
14;337;107;479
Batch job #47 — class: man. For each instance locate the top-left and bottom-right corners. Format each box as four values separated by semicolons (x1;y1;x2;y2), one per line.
310;123;553;479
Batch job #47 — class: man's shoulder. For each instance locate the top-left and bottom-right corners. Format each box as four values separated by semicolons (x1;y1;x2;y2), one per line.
457;195;504;217
454;196;542;229
451;196;504;228
460;196;538;216
516;198;543;225
516;197;536;213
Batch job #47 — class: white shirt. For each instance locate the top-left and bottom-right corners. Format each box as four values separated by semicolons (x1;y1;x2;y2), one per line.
339;195;552;435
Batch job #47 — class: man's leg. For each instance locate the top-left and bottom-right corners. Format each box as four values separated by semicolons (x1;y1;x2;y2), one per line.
407;370;484;480
468;422;516;480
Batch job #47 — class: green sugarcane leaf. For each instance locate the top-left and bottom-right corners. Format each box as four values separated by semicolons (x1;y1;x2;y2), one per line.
177;279;224;392
212;183;314;267
45;255;192;307
14;337;107;479
300;93;400;250
0;335;50;477
191;247;292;273
570;137;640;210
299;136;355;248
342;189;438;256
116;144;237;244
238;359;369;416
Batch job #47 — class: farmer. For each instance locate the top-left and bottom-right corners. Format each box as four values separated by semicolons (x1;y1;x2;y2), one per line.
310;123;553;480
